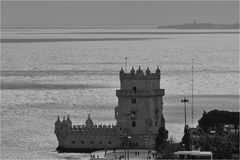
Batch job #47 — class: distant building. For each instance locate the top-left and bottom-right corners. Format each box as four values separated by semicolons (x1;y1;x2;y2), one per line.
193;20;197;25
224;124;239;133
55;66;165;152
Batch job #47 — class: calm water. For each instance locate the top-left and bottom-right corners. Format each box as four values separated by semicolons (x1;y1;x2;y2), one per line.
1;28;239;159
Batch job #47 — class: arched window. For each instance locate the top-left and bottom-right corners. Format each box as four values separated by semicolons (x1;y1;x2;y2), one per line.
132;121;136;127
72;140;76;144
99;141;102;144
81;141;84;144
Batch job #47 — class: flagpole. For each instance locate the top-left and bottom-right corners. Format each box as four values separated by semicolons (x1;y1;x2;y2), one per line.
125;57;128;72
191;58;194;127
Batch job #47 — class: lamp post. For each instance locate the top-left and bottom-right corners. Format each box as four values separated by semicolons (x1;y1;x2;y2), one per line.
123;113;134;160
127;136;131;160
181;97;189;126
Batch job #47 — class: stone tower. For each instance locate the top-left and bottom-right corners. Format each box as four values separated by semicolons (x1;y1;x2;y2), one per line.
115;66;165;149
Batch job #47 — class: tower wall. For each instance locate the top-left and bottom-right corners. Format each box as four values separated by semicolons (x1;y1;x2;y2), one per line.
115;67;165;147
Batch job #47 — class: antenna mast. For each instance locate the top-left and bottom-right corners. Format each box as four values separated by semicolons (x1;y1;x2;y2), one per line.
191;58;194;127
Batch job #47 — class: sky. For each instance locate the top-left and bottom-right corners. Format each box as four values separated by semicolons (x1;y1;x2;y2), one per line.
1;1;239;27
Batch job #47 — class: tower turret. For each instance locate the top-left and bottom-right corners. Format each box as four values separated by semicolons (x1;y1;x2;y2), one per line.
120;67;124;76
146;67;151;75
136;66;144;75
62;116;66;123
130;67;135;76
66;115;72;126
156;66;160;74
55;116;61;134
55;116;61;125
85;114;94;128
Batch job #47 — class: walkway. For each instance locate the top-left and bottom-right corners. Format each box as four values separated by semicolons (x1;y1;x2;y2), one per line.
90;149;155;160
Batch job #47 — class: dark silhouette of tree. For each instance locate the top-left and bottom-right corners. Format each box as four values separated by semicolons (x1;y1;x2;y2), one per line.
181;125;191;150
196;133;239;159
198;110;239;133
161;137;184;159
154;126;169;152
194;109;239;159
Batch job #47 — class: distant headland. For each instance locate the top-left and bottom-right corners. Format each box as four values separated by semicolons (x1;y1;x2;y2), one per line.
158;21;240;29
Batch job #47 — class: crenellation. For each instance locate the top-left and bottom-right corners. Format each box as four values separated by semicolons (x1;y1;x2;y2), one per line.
55;116;120;136
120;66;161;80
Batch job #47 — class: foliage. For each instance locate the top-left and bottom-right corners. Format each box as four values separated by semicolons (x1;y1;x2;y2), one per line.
154;126;169;152
195;109;239;159
198;110;239;132
155;127;184;159
195;132;239;159
181;125;190;150
160;137;184;159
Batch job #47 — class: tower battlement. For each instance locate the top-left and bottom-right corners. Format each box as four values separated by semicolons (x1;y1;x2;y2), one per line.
120;66;161;80
55;116;123;136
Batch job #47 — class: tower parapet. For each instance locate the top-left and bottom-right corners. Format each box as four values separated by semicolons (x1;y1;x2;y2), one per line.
55;115;123;135
120;66;161;80
85;114;94;128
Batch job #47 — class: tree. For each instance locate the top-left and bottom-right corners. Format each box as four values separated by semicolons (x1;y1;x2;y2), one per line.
196;133;238;159
154;126;169;152
198;110;239;133
161;137;184;159
181;125;190;151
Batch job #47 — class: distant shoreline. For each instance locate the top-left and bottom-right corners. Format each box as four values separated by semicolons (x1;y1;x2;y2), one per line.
158;23;240;30
1;23;240;30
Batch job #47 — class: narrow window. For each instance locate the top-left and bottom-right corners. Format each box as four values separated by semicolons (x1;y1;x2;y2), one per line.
131;110;136;116
132;98;136;104
90;141;94;144
133;86;137;93
81;141;84;144
72;140;75;144
132;121;136;127
109;141;112;145
155;121;158;127
99;141;102;144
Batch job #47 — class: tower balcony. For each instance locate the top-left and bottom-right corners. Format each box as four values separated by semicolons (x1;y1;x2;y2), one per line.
116;89;165;97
